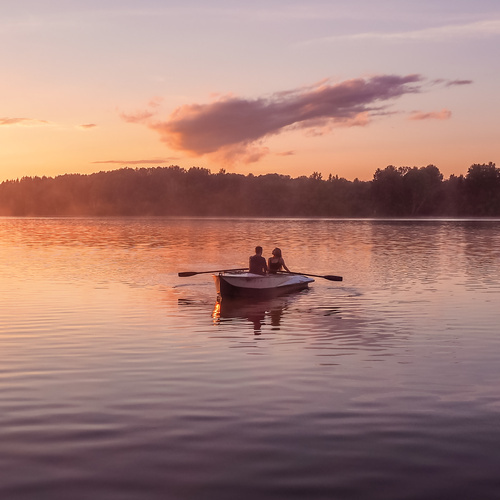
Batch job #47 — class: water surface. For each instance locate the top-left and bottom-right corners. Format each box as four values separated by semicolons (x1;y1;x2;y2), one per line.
1;218;500;499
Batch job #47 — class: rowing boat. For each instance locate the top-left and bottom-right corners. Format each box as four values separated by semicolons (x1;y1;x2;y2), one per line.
213;272;314;299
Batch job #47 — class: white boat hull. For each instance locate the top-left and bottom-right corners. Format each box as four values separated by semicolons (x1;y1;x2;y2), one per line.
213;272;314;298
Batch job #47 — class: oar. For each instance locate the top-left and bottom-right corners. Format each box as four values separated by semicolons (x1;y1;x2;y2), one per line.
178;268;248;277
280;271;343;281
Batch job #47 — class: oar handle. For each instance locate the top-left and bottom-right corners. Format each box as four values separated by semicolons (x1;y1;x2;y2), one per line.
178;268;248;277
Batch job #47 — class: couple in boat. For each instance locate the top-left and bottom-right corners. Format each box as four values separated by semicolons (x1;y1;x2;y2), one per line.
249;246;290;275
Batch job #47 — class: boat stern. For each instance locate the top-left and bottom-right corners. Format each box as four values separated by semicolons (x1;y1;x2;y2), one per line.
213;273;222;295
214;272;313;299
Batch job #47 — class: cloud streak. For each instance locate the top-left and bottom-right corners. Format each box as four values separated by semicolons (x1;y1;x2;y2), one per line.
302;19;500;45
409;109;452;121
93;158;177;165
0;117;49;126
445;79;474;87
126;74;431;164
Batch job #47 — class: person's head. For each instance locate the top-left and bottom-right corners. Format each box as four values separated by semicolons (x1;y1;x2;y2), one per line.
272;247;282;258
255;246;263;255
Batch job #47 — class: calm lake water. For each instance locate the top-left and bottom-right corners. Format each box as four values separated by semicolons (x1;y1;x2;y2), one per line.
1;217;500;499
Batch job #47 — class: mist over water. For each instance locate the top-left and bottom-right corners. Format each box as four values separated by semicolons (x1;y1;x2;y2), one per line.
1;217;500;499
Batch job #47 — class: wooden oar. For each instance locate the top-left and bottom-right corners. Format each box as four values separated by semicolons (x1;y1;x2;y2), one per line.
178;268;248;277
280;271;343;281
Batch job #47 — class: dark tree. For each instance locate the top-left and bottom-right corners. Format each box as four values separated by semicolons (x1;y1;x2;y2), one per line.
402;165;444;215
464;163;500;216
371;165;407;215
0;163;497;217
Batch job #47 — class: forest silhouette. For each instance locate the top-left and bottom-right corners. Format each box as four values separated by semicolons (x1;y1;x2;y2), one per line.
0;162;498;217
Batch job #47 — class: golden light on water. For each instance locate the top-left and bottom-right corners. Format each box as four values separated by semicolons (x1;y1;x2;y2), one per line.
212;299;221;320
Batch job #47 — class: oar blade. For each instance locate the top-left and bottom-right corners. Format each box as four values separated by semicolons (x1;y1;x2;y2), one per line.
324;275;343;281
178;271;198;277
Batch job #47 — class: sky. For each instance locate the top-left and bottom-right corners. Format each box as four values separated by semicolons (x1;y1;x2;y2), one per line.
1;0;499;182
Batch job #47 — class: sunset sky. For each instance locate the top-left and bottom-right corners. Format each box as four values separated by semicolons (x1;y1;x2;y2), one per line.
1;0;498;182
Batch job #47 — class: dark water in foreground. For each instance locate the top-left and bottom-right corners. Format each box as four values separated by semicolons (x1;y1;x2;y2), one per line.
1;217;500;499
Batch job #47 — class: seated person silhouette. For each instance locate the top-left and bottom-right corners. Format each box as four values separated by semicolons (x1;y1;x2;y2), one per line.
249;246;268;275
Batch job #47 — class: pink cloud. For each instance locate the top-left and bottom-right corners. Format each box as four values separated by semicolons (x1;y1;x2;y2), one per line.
0;117;49;126
123;74;457;163
120;98;164;124
409;108;452;121
120;110;157;123
148;96;164;108
80;123;97;129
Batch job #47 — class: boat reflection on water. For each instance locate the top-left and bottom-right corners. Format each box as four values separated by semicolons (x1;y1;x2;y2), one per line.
212;295;296;334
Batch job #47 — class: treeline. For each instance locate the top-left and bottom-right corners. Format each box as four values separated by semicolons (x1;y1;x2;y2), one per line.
0;162;498;217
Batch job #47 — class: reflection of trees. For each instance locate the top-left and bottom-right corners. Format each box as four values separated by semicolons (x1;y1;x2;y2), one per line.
368;220;443;288
461;221;500;285
0;163;498;217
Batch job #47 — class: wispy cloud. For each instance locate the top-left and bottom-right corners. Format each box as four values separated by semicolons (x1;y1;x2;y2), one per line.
0;117;49;126
445;79;474;87
302;19;500;45
121;110;157;123
125;74;430;164
79;123;97;129
119;97;163;124
92;158;177;165
409;109;452;121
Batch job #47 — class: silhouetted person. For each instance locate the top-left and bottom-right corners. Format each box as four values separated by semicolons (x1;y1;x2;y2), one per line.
268;247;290;274
249;246;268;275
